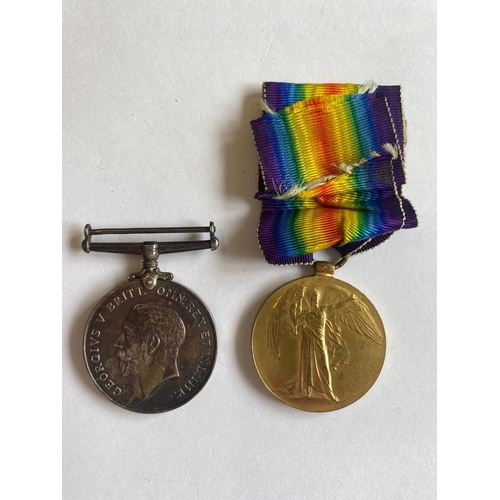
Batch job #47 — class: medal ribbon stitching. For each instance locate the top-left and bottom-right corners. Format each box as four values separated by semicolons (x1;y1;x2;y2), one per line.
251;81;418;265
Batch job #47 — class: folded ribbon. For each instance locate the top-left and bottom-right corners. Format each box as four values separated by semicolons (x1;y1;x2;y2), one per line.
251;82;417;265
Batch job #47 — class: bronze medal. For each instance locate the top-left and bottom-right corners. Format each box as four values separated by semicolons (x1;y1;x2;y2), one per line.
252;261;385;412
249;81;417;412
81;223;218;413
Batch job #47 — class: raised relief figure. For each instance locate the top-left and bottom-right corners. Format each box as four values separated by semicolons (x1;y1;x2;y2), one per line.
268;284;383;402
111;303;186;401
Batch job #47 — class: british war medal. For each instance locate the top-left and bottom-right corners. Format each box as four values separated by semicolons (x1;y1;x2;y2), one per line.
82;223;218;413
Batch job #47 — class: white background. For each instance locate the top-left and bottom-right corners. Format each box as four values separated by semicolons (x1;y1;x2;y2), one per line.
62;1;436;499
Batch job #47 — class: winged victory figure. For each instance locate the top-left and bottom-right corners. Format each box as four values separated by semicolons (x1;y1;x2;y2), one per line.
268;283;383;402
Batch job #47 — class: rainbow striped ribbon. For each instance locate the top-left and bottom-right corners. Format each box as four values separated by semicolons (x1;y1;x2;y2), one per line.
251;82;417;265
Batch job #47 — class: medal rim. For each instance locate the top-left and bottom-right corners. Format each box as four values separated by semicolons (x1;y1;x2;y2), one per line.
251;274;386;413
83;279;217;414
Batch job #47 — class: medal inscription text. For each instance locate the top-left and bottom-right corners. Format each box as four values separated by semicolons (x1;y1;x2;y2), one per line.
87;328;122;396
84;281;216;413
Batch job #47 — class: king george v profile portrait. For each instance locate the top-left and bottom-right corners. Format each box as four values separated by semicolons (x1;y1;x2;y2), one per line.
112;302;186;401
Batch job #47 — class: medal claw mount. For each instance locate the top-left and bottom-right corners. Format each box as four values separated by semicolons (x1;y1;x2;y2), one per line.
128;243;174;291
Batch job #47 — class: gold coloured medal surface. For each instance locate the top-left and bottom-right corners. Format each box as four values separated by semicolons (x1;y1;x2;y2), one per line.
252;262;385;412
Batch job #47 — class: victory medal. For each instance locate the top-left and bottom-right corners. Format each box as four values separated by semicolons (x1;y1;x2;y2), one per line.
81;223;218;413
252;261;385;412
250;81;418;412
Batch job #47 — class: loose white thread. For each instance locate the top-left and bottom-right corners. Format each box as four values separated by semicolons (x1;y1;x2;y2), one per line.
381;142;399;159
272;144;399;200
272;159;367;200
357;80;378;94
253;97;276;114
383;96;404;164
